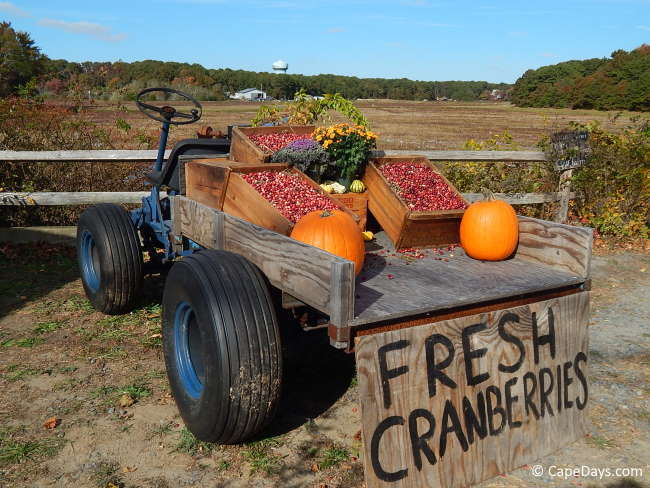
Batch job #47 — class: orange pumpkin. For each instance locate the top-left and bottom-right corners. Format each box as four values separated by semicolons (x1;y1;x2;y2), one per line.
291;209;365;275
460;191;519;261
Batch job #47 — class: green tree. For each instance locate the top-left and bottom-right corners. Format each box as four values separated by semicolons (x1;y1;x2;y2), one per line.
0;21;45;97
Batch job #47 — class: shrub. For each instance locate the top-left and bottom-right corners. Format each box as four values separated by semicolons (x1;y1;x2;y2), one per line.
441;131;558;219
0;97;154;226
561;119;650;237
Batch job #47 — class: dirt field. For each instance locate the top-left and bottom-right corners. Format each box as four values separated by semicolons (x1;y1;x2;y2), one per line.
0;241;648;488
85;100;638;151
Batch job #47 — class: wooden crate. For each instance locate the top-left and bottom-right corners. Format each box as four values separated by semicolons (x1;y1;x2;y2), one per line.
331;192;368;230
183;158;256;208
363;155;468;249
229;125;315;163
185;160;358;235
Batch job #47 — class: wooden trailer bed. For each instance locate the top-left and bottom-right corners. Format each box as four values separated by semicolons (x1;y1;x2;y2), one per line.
171;195;592;349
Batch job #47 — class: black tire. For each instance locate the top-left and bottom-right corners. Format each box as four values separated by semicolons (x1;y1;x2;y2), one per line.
162;250;282;444
76;204;143;314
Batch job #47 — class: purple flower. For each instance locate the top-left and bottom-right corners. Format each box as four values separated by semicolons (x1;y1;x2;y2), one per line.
288;138;318;151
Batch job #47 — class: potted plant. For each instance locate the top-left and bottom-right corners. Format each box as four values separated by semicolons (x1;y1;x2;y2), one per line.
313;123;377;188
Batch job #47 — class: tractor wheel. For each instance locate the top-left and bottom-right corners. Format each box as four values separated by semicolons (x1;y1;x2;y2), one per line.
162;250;282;444
76;204;143;314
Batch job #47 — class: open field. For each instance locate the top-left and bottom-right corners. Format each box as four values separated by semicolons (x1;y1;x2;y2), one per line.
0;243;648;488
83;100;640;150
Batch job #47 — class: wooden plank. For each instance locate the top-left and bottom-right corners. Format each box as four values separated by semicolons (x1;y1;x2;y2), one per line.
230;125;315;164
174;197;222;249
352;232;584;326
555;169;573;223
184;159;233;209
0;190;572;207
373;150;547;162
331;192;368;230
356;292;590;488
329;260;356;328
516;216;592;279
222;171;294;236
222;212;348;314
0;191;163;205
0;149;547;163
174;196;352;319
463;192;573;205
0;150;167;161
366;157;467;249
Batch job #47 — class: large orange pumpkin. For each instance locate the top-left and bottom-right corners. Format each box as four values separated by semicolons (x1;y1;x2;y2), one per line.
460;191;519;261
291;210;365;275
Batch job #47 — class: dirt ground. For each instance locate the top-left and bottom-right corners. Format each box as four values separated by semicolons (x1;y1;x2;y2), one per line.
0;242;648;488
85;100;638;151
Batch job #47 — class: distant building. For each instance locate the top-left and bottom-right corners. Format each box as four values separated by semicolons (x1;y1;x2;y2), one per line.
231;88;267;101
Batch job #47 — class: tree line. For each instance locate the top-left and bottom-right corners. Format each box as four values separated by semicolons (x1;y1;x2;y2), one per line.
1;21;509;102
511;45;650;111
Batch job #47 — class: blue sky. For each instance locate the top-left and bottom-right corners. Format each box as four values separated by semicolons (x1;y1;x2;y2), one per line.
1;0;648;83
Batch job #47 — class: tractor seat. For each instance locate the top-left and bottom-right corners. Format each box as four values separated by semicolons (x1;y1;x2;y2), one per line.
147;138;231;192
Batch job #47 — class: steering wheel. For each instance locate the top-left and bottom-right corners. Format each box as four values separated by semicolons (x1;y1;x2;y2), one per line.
136;87;202;125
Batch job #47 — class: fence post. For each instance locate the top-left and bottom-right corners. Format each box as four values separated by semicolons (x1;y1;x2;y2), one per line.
555;169;573;223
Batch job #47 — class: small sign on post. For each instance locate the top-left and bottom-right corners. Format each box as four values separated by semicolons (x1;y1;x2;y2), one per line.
355;292;590;488
549;130;590;171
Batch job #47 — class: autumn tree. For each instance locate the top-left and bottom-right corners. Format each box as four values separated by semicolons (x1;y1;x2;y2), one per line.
0;21;45;97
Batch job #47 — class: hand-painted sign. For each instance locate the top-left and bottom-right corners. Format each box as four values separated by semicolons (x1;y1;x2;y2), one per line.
549;131;590;171
355;292;590;488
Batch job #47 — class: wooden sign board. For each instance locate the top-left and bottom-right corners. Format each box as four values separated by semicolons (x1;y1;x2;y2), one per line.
549;131;590;171
355;292;590;488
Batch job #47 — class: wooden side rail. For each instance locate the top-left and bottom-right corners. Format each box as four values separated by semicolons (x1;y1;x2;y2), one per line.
171;196;356;327
516;216;593;279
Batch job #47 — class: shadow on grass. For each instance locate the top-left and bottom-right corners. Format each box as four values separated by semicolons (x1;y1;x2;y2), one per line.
261;315;356;439
0;240;168;321
0;242;79;320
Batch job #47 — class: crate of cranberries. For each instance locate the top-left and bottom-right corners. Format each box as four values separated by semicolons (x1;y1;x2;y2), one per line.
363;156;469;249
229;125;315;164
221;163;359;236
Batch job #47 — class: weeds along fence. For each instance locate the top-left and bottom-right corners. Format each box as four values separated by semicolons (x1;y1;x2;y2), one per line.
0;149;574;236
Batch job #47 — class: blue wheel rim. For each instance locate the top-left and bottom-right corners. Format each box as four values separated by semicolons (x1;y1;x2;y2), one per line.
80;230;100;293
174;302;205;399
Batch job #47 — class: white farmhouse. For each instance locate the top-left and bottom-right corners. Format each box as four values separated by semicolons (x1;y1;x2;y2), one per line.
230;88;267;101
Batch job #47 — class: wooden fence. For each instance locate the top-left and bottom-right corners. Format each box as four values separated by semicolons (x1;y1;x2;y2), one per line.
0;149;574;220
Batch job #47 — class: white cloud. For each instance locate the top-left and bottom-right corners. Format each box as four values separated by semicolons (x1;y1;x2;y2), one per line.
0;2;29;17
326;27;345;33
38;18;127;42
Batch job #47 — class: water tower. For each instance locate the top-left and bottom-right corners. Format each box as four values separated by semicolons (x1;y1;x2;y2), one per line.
272;60;288;73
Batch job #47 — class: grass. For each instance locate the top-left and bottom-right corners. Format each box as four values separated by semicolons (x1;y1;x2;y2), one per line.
1;337;45;348
319;446;350;469
90;460;123;488
3;365;40;382
586;434;616;449
0;427;63;467
174;428;216;457
61;296;95;313
150;422;175;439
243;437;284;475
33;320;65;334
91;382;152;405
